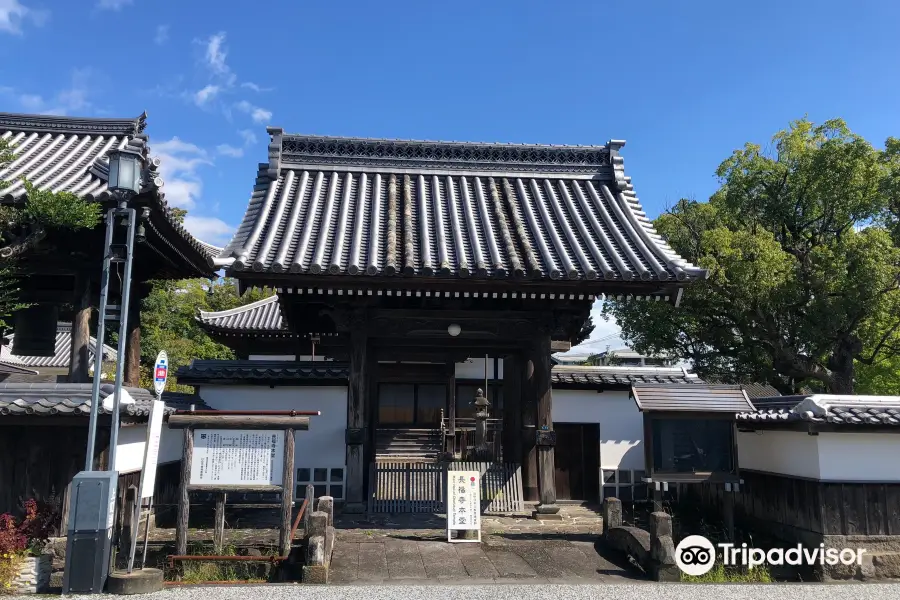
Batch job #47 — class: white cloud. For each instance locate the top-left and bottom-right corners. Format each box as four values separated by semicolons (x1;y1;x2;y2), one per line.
183;216;234;246
240;82;272;93
0;0;49;35
153;136;213;209
203;31;235;84
154;24;168;45
238;129;257;146
216;144;243;158
235;100;272;124
97;0;133;9
193;84;220;107
13;68;98;115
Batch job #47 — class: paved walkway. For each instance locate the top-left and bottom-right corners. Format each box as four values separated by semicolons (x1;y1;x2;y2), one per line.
329;538;640;584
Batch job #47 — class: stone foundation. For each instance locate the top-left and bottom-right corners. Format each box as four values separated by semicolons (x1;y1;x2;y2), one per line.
601;498;677;581
7;555;51;594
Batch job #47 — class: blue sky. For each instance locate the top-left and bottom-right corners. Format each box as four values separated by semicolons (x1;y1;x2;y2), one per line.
2;0;899;351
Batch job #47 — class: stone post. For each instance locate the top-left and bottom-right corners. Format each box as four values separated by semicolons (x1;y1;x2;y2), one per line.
473;388;490;460
649;511;679;582
602;497;622;537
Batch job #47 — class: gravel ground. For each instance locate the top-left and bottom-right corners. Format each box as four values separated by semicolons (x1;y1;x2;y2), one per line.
36;582;900;600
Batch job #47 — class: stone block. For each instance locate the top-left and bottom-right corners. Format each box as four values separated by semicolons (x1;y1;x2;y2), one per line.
307;511;328;539
602;497;622;535
651;534;677;566
649;512;672;540
605;526;650;567
324;526;335;566
106;568;164;595
316;496;334;527
307;535;326;567
301;564;328;584
873;554;900;579
8;554;51;594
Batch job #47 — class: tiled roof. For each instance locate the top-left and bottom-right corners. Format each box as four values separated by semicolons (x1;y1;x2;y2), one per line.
632;384;755;413
0;360;39;375
551;365;700;387
214;132;707;286
738;394;900;427
0;112;217;274
0;383;207;419
198;295;285;332
177;360;349;384
3;322;116;368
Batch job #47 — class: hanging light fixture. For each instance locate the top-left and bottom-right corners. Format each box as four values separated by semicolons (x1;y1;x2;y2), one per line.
106;148;144;199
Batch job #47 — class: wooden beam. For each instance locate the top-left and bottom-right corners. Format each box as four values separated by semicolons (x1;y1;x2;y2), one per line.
68;275;91;383
344;312;368;513
167;415;310;429
279;428;295;556
446;361;456;455
503;355;523;467
175;428;193;556
550;340;571;352
533;327;559;517
213;492;226;553
521;357;538;502
124;289;142;387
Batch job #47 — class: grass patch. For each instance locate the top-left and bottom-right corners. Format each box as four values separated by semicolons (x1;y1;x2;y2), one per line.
174;544;274;584
681;562;773;583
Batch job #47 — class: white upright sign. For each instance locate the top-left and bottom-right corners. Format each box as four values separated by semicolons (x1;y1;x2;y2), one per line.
190;430;284;486
139;400;165;498
446;470;481;542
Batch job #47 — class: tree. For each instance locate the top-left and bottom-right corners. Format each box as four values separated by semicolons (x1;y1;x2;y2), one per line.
605;119;900;394
138;278;273;389
0;138;101;328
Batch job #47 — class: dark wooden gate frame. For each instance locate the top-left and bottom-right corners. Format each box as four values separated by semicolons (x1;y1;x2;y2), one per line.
168;412;314;556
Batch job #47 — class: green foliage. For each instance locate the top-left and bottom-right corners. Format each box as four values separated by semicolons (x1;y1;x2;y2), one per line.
169;207;188;224
174;544;272;583
19;180;100;230
605;118;900;394
139;278;274;389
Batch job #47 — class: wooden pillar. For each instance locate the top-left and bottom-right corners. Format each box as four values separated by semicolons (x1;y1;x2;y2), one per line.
344;316;368;513
533;328;559;517
175;428;193;556
68;275;91;383
279;427;295;555
502;355;522;465
446;361;456;456
213;493;226;553
124;287;144;387
521;358;539;502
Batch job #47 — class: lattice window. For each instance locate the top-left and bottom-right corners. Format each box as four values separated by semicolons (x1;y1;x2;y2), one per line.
296;467;345;501
601;469;648;503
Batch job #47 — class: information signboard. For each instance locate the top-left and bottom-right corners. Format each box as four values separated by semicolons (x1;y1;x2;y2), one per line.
446;470;481;542
189;429;284;486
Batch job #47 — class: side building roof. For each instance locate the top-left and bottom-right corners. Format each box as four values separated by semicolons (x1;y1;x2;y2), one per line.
3;322;116;369
0;112;217;278
631;384;755;413
213;131;706;296
738;394;900;427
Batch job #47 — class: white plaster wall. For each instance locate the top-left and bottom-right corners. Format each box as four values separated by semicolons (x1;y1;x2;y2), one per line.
196;386;349;473
114;423;181;474
736;430;821;479
551;389;644;471
817;432;900;481
455;357;503;380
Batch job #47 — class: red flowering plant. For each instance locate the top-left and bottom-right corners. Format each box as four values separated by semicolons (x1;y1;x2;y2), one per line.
1;498;58;592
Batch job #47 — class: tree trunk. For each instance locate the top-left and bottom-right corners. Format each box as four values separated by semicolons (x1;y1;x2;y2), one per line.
827;338;860;394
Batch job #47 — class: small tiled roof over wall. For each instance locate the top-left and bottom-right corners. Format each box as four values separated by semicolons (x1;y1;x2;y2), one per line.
738;394;900;427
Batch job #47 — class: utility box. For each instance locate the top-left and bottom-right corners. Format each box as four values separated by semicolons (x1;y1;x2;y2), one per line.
63;471;118;594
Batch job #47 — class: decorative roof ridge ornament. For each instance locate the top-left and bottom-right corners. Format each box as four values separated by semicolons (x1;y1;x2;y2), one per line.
0;111;148;136
273;132;615;175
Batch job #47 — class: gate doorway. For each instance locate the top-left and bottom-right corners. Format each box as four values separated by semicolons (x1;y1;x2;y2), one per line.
554;423;600;502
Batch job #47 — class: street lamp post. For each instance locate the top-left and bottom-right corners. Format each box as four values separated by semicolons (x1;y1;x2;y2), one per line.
84;147;144;472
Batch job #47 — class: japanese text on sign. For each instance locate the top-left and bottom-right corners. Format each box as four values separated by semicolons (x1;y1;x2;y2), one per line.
446;471;480;530
189;430;284;486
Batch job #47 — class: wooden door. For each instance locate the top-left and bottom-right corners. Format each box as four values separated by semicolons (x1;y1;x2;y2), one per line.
554;423;600;501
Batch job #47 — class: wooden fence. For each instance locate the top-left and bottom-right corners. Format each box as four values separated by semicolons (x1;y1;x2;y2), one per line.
368;461;524;514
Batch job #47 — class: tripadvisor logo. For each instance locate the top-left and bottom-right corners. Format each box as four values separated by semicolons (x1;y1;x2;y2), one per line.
674;535;867;576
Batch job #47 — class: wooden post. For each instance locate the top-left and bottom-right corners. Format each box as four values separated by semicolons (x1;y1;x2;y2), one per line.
533;328;559;517
124;287;143;387
345;318;368;513
213;493;226;554
175;428;193;556
446;361;456;456
279;428;295;556
723;486;735;541
521;357;538;501
68;275;91;383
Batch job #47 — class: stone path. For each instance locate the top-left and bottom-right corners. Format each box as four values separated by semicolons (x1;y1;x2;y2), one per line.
329;538;643;584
